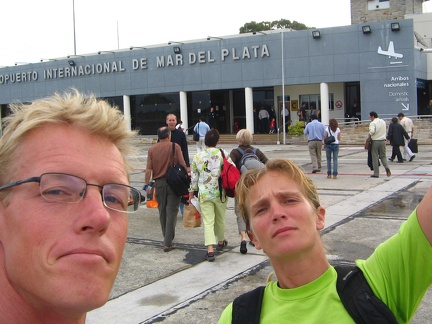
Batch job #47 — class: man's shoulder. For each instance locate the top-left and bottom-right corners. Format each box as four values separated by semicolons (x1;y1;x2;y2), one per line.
172;129;186;139
151;141;170;150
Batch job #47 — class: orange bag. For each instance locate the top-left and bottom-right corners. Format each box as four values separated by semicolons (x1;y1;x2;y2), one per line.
146;188;158;208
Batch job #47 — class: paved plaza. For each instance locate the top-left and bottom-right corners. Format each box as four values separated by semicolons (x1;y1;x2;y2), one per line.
87;140;432;323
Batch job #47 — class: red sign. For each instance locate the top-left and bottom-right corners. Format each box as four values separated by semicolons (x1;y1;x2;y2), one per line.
335;100;343;109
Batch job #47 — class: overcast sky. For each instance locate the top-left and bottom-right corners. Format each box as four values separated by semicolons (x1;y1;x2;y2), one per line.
1;0;432;67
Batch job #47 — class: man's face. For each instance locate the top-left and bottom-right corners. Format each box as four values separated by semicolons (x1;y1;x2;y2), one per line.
246;171;325;261
166;115;177;130
0;124;128;319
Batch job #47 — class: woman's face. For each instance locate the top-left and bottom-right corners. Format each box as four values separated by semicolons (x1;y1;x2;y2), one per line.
246;171;325;261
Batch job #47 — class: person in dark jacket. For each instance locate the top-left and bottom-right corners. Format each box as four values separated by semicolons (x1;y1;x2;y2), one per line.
387;117;410;163
229;129;268;254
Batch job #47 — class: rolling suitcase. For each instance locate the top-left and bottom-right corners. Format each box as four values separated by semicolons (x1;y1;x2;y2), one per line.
408;138;418;153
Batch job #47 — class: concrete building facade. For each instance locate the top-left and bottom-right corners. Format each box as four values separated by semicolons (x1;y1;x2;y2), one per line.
0;3;431;135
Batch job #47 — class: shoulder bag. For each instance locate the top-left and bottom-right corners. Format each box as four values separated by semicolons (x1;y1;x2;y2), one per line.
193;123;200;141
166;143;190;196
324;127;336;145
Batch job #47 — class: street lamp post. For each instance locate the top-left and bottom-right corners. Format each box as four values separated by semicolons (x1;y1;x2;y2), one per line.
73;0;76;55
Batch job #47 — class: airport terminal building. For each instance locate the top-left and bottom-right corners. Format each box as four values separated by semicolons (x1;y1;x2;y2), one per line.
1;11;431;135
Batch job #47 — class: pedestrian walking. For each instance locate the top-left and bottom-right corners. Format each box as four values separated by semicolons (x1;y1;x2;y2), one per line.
145;126;187;252
189;129;230;262
397;113;415;162
324;118;341;179
368;111;391;178
229;129;268;254
387;117;410;163
194;117;211;153
304;114;325;173
166;113;190;216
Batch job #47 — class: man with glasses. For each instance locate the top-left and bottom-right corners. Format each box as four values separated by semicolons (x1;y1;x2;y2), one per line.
0;90;141;323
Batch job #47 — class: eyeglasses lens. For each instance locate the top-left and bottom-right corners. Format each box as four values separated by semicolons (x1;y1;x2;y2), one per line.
103;184;141;213
39;173;141;213
40;173;85;203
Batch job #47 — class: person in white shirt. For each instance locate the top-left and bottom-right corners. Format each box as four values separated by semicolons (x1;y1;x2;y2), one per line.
369;111;391;178
397;113;415;162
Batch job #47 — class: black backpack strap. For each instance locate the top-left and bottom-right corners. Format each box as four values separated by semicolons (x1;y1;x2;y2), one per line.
232;286;265;324
335;265;398;324
171;142;175;160
218;149;227;203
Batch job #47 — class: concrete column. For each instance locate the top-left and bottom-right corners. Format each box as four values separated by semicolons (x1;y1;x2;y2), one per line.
123;95;131;131
245;87;254;133
229;90;234;134
180;91;188;130
320;83;329;126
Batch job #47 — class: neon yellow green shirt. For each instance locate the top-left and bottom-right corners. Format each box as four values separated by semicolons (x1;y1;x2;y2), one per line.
218;210;432;323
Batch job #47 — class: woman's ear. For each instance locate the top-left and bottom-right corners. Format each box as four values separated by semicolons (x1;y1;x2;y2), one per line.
247;230;262;250
316;206;326;231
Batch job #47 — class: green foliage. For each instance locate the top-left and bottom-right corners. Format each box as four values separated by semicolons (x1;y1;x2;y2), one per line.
239;19;311;34
287;121;305;135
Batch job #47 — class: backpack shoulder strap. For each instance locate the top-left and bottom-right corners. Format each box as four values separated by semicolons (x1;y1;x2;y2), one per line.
219;148;226;160
335;265;398;324
236;147;245;155
232;286;265;324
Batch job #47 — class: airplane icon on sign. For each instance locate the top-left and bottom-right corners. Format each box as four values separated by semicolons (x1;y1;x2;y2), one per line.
377;41;403;59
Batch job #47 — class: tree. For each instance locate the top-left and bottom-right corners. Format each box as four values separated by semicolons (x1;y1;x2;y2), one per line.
239;19;312;34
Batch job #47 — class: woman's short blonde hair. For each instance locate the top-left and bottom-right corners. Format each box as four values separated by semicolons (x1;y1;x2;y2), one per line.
236;158;321;231
236;129;253;145
0;89;137;184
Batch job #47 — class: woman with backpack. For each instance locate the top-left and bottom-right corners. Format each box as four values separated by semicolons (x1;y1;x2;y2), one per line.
229;129;268;254
219;158;432;323
189;129;232;262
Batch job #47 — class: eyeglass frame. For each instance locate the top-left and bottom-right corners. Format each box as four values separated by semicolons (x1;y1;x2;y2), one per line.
0;172;142;214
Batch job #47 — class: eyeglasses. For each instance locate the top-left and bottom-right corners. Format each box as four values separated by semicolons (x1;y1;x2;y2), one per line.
0;172;142;213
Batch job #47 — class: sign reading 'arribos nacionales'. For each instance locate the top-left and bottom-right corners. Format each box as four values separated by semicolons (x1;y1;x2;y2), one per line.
0;45;270;85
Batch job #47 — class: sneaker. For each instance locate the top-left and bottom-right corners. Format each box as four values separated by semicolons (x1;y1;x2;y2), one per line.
370;175;379;178
385;168;391;177
388;158;394;162
216;239;228;251
240;240;247;254
409;155;415;162
206;252;215;262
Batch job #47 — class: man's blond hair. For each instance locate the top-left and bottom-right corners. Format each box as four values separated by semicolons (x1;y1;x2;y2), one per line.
0;89;137;184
